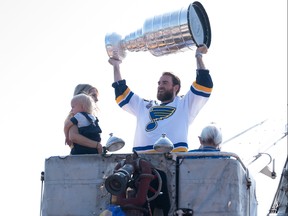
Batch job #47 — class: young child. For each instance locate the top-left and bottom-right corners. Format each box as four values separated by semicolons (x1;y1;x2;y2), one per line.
64;93;102;155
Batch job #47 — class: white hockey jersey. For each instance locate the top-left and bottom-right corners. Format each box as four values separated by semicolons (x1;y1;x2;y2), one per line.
112;69;213;153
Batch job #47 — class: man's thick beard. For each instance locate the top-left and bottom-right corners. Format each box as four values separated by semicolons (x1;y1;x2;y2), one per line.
157;90;174;102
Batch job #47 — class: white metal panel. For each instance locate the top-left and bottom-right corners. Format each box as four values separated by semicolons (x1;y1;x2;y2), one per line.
41;154;123;216
178;157;257;216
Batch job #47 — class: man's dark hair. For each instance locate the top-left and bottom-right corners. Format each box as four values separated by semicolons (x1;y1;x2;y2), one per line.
162;72;181;95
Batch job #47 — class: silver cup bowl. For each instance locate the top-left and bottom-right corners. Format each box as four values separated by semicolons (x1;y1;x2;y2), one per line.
105;1;211;60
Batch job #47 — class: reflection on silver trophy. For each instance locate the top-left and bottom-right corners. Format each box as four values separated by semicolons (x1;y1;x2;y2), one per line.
105;1;211;60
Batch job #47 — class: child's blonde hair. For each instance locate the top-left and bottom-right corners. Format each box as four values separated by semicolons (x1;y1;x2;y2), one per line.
71;93;95;114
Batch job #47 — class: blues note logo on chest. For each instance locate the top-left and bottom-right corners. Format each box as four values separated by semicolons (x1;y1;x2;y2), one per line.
146;106;176;131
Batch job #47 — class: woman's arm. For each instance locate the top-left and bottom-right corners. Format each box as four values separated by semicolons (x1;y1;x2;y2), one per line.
64;113;74;146
64;120;73;146
69;125;103;153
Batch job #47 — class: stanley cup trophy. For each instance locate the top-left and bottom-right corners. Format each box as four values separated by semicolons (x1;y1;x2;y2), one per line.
105;1;211;60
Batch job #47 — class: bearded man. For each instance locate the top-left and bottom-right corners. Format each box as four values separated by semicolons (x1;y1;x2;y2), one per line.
108;44;212;153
